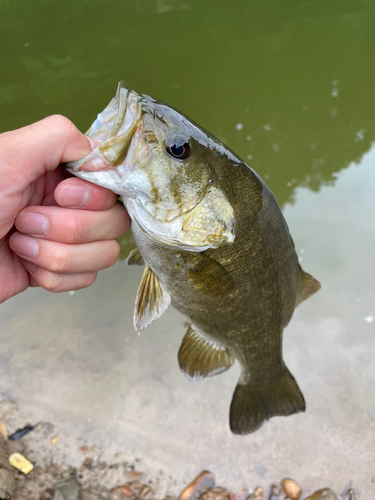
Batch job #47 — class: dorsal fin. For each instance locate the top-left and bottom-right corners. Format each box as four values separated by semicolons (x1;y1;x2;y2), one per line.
134;266;171;332
296;268;321;307
126;248;145;266
178;323;234;381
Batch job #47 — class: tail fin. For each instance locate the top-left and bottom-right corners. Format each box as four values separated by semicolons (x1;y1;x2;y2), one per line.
229;368;305;435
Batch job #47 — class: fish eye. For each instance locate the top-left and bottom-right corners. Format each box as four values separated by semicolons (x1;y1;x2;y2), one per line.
164;136;191;160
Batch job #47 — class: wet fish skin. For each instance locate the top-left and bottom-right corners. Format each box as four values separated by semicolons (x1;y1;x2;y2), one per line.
64;82;320;434
130;150;308;434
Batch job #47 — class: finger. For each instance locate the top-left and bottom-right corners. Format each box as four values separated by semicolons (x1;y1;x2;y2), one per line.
15;202;129;243
1;115;91;195
20;258;97;293
54;177;119;210
9;233;120;274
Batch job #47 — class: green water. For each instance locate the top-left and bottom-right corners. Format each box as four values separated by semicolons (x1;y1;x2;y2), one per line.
1;0;375;208
2;1;375;492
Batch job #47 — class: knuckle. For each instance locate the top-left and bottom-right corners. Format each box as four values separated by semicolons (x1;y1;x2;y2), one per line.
42;273;62;293
66;216;83;244
107;241;120;267
45;114;76;135
48;248;67;273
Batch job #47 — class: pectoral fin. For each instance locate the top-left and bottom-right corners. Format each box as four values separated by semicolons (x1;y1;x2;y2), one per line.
126;248;145;266
134;266;171;332
178;323;234;380
182;253;235;297
296;268;321;307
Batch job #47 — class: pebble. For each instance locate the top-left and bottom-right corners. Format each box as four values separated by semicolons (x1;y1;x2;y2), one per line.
253;487;264;499
124;469;144;481
83;457;94;469
245;487;264;500
304;488;338;500
281;478;302;500
269;485;281;498
8;452;33;474
110;484;134;499
139;484;154;499
200;487;232;500
178;471;215;500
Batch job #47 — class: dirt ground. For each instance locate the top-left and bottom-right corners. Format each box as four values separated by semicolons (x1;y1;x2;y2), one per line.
0;400;355;500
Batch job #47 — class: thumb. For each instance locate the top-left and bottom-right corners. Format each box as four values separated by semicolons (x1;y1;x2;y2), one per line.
0;115;91;195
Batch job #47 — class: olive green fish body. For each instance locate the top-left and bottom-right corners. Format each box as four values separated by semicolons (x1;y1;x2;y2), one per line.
131;153;308;433
65;82;320;434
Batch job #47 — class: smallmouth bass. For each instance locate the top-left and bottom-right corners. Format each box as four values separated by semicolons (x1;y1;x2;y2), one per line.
65;82;320;434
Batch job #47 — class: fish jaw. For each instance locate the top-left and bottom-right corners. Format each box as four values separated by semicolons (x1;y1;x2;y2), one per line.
63;82;149;198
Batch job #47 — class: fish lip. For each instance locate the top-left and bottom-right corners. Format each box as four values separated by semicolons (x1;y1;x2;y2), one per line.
63;81;137;173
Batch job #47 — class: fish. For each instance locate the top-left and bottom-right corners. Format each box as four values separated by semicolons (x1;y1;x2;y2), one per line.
64;81;320;434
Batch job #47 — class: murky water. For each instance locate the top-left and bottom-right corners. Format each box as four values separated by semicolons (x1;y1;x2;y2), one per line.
1;0;375;497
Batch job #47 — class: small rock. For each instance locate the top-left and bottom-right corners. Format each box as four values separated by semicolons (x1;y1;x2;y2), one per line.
51;437;58;446
139;485;154;499
124;470;144;481
281;479;302;500
253;487;264;499
245;487;264;500
304;488;338;500
345;489;356;500
268;485;281;499
8;453;33;474
200;487;231;500
83;458;94;469
179;471;215;500
110;485;134;499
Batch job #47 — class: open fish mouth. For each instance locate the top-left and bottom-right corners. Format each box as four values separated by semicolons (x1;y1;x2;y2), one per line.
64;81;141;174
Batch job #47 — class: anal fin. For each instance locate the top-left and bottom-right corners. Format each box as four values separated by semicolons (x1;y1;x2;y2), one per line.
296;267;321;307
134;266;171;332
178;323;234;381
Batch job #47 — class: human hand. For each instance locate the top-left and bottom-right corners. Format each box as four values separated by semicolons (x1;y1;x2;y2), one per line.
0;115;130;303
